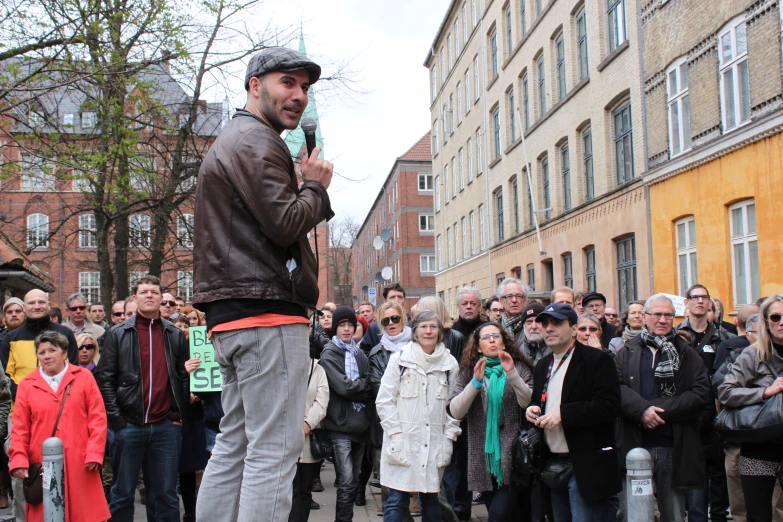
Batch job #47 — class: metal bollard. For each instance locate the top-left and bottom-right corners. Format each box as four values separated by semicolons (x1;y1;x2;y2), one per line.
42;437;65;522
626;448;654;522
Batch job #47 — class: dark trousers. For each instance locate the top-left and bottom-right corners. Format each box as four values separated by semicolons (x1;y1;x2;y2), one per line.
741;475;777;522
686;441;730;522
483;482;526;522
332;438;366;522
289;461;321;522
358;444;373;498
180;472;197;516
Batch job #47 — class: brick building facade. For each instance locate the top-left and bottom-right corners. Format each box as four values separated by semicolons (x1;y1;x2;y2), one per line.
353;133;436;311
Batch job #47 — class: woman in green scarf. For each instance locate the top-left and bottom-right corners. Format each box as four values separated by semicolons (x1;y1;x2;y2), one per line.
448;322;534;521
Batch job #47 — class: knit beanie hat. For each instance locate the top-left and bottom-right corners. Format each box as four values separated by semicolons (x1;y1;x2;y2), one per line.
331;306;357;331
3;297;24;313
355;314;369;334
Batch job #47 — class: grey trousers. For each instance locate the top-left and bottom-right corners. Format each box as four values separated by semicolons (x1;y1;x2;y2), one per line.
6;416;24;522
196;324;309;522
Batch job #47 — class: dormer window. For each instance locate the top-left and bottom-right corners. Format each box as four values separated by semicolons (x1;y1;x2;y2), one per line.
82;112;97;128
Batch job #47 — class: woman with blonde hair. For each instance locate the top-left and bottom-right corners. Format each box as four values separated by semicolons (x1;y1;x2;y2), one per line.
75;333;100;373
718;293;783;522
416;296;466;362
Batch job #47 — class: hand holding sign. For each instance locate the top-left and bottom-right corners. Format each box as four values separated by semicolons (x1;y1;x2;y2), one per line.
189;326;222;392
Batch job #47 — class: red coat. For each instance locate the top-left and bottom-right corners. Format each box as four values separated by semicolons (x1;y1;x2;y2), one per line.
9;364;110;522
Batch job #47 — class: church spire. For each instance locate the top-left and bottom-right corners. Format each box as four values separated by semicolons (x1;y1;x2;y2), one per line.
285;27;324;159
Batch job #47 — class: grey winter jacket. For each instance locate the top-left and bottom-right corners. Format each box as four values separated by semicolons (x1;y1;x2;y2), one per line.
717;344;783;408
319;341;374;440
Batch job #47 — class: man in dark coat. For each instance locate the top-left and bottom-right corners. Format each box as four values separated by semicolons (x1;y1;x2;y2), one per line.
615;294;710;522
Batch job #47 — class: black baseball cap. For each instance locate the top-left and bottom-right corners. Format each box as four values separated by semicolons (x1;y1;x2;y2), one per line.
522;302;545;320
536;303;579;325
581;292;607;307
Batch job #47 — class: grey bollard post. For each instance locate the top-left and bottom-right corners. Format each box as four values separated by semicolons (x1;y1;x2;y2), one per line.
42;437;65;522
626;448;654;522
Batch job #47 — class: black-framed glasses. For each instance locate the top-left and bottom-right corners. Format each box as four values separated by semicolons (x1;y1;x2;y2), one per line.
645;312;675;320
69;306;86;312
111;312;124;317
501;294;525;301
687;294;711;301
605;313;618;318
380;315;402;327
162;301;177;307
79;344;96;351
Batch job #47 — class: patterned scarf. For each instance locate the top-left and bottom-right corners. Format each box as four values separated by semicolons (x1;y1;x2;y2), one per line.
501;313;525;336
483;357;506;487
640;327;680;397
332;336;365;411
380;326;412;353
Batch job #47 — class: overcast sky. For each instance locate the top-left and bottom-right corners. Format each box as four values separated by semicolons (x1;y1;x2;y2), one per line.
260;0;450;224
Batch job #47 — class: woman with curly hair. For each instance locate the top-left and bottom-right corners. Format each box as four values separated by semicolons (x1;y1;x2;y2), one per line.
448;322;534;521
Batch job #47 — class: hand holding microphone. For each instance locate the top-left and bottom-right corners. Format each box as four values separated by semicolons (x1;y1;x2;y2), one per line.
300;117;333;190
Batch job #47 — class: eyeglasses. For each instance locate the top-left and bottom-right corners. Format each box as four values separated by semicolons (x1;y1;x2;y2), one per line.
490;308;504;313
577;326;599;332
605;313;618;318
69;306;86;312
687;294;711;302
768;314;783;324
645;312;675;321
479;333;502;341
79;344;95;351
162;301;177;307
380;315;402;327
501;294;526;301
111;312;124;317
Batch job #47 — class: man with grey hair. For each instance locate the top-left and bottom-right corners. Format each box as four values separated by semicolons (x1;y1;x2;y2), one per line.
452;287;486;337
63;292;105;342
615;293;710;522
496;278;529;344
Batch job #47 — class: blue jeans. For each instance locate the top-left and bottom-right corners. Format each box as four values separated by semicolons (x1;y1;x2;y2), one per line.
109;419;181;522
385;489;440;522
550;474;618;522
332;438;366;522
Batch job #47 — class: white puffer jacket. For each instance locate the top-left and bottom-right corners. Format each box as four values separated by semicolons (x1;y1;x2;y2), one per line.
375;344;461;493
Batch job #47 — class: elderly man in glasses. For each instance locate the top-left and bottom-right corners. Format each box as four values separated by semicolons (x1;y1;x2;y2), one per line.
496;278;530;345
63;292;105;344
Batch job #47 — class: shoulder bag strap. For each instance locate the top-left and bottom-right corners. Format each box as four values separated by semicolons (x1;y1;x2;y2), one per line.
51;384;71;438
307;359;315;387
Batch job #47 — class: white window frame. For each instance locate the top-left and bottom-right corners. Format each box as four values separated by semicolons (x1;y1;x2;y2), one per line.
446;228;453;266
476;129;483;173
419;214;435;232
129;214;151;248
675;216;698;296
433;121;440;155
431;68;437;102
463;4;469;41
459;148;465;189
419;172;433;191
479;203;486;250
465;71;471;113
729;200;759;306
177;214;194;248
452;157;457;197
455;221;460;262
608;0;627;52
79;213;97;248
667;58;691;157
508;88;516;143
445;164;450;201
718;17;750;133
455;21;461;56
470;210;477;254
178;270;194;304
474;56;481;100
467;139;474;182
437;235;444;269
435;176;442;211
490;31;499;77
20;154;55;192
79;272;101;305
82;112;97;129
457;82;463;123
576;8;588;80
420;255;436;274
27;213;49;249
462;216;468;258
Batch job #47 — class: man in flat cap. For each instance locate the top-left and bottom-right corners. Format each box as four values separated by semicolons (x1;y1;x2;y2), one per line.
195;47;334;522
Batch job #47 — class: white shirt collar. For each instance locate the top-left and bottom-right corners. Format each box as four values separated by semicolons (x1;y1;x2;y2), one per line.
40;363;69;393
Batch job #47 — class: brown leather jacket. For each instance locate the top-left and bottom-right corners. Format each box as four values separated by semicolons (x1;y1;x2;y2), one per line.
192;109;332;309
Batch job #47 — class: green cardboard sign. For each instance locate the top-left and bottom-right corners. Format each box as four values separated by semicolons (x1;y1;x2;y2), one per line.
189;326;222;392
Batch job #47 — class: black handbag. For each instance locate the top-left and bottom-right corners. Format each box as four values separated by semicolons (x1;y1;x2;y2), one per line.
306;360;332;460
511;427;541;481
24;383;71;505
714;363;783;443
540;458;574;489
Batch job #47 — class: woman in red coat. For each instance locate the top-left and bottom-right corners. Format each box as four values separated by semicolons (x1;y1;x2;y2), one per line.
9;330;110;522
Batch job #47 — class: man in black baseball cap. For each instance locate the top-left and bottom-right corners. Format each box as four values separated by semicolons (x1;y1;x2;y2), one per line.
519;302;551;365
581;292;617;349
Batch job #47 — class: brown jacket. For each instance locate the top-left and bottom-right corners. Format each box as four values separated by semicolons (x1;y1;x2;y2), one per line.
193;109;332;308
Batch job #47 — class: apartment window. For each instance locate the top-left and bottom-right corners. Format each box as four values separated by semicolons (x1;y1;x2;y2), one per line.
445;165;450;201
667;59;691;156
129;214;151;248
508;89;517;143
536;0;542;16
675;217;698;296
490;32;499;78
467;139;474;181
537;56;546;117
472;0;477;27
449;94;455;133
455;21;461;56
79;272;101;305
177;214;194;248
81;112;97;129
454;221;460;262
476;129;483;173
462;216;468;258
457;83;463;123
492;108;501;159
520;0;527;37
459;148;465;189
542;158;551;220
448;35;453;70
585;247;596;292
608;0;627;52
512;178;520;234
78;213;97;248
20;154;55;191
497;273;506;286
479;204;486;249
420;214;435;232
719;18;750;133
616;235;637;311
522;74;530;130
561;144;571;211
474;57;481;100
614;103;633;184
465;71;471;113
527;264;536;290
470;211;477;253
437;235;444;269
420;255;436;273
563;253;573;288
583;129;594;201
431;68;437;101
433;121;439;155
526;169;535;227
441;48;446;84
463;4;469;41
577;9;588;80
419;173;433;191
495;190;505;242
543;260;554;291
505;6;513;55
556;35;566;100
730;200;759;305
27;213;49;249
176;271;193;303
446;228;452;266
435;176;442;211
452;157;458;196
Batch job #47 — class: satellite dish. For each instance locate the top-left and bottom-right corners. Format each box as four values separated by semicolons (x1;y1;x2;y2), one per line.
381;266;393;280
373;236;383;250
361;285;369;293
375;271;384;285
380;228;391;242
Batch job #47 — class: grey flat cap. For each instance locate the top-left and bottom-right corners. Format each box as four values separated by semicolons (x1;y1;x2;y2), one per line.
3;297;23;312
245;47;321;90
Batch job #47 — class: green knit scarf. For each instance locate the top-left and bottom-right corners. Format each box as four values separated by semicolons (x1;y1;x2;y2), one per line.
483;357;506;486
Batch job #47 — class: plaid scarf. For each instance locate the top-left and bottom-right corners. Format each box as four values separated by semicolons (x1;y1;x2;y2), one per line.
332;336;365;411
501;313;525;336
640;327;680;397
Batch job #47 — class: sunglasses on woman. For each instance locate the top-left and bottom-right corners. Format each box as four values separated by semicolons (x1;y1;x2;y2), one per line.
79;344;96;351
577;326;599;333
769;313;783;324
381;315;402;327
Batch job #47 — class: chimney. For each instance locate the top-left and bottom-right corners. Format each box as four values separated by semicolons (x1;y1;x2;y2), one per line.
161;50;171;73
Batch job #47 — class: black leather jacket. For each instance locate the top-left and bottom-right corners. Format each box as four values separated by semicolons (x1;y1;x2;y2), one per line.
95;315;190;431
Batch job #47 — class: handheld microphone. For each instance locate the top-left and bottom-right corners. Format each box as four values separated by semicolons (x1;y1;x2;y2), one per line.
301;118;317;157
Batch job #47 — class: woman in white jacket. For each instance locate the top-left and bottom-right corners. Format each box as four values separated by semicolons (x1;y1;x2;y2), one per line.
289;357;330;522
375;310;461;522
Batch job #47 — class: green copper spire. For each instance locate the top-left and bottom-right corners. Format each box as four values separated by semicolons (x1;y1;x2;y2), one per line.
285;29;324;159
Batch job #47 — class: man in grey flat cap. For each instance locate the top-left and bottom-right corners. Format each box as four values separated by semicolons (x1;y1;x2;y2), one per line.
195;47;334;522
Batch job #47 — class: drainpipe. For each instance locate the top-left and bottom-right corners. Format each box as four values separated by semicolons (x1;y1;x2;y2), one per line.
479;7;494;297
636;0;654;294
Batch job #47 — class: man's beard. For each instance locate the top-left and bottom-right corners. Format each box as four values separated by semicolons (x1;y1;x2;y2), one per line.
524;330;543;343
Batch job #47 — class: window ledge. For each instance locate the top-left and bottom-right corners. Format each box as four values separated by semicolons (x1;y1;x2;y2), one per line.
596;41;629;73
488;157;502;169
524;77;590;137
504;137;523;155
487;75;499;91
